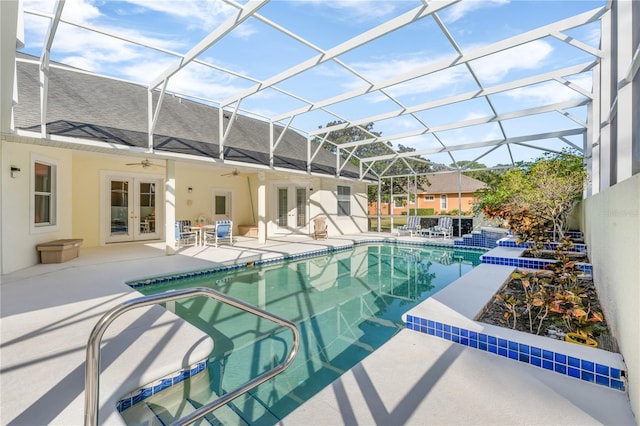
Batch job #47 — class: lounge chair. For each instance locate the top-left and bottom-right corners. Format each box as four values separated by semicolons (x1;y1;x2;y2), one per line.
397;216;421;237
204;220;234;247
312;216;328;240
426;216;453;239
175;220;198;247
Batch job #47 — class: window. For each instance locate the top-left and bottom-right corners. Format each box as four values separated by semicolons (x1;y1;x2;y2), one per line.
440;194;447;210
215;195;226;215
394;197;404;207
424;195;434;201
32;157;57;229
337;185;351;216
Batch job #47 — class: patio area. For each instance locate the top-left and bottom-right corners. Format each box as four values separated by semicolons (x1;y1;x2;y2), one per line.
0;234;635;425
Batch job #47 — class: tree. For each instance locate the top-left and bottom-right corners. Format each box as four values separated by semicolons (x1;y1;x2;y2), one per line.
475;150;586;240
315;121;432;204
453;160;505;187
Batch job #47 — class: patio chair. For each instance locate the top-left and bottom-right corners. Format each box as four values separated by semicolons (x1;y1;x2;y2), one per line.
204;220;234;247
175;220;197;247
396;216;421;237
426;216;453;239
312;216;328;240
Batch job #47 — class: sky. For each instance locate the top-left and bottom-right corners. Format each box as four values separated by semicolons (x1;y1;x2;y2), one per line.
18;0;605;169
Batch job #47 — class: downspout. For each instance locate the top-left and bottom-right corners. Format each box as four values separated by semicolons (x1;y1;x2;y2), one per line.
377;179;381;232
390;177;394;231
457;170;463;238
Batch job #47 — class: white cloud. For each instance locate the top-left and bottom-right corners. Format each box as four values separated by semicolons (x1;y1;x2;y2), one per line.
121;0;234;31
505;76;591;104
443;0;510;23
303;0;400;22
345;54;469;101
471;40;553;84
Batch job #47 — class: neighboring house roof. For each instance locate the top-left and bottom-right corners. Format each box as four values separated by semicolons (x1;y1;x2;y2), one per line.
13;53;368;180
419;173;486;194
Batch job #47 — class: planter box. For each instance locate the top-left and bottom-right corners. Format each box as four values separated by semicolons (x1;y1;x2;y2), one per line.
238;225;258;238
36;239;83;263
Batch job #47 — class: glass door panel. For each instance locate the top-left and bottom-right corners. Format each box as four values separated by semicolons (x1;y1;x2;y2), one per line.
110;179;130;239
105;175;162;243
137;181;159;240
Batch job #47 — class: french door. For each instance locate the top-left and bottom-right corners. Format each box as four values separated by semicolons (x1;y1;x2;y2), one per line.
274;185;308;234
104;174;163;243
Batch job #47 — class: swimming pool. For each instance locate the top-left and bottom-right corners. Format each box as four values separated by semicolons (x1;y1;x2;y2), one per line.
123;244;482;425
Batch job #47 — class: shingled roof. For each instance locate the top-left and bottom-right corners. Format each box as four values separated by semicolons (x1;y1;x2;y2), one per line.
419;173;486;194
13;53;367;180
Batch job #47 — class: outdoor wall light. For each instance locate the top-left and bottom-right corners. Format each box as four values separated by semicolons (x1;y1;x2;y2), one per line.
187;187;193;194
10;166;20;178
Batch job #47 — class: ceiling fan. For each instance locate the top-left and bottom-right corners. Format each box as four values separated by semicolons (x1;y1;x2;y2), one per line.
221;169;240;177
125;158;164;168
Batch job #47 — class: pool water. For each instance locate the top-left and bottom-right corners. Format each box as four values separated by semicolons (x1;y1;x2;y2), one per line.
127;244;482;425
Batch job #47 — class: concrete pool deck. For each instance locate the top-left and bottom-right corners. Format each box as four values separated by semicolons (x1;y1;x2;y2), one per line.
0;234;636;425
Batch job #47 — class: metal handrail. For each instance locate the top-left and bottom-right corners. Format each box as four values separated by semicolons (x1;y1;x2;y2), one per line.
84;287;300;426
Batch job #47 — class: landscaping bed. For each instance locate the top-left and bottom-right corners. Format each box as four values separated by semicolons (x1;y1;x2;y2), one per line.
478;269;618;352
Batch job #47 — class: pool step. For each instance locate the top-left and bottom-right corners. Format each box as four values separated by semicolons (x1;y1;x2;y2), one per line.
119;370;249;426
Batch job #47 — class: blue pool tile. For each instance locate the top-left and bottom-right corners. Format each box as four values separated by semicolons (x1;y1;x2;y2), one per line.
119;398;132;411
519;353;529;363
452;326;460;335
498;347;508;357
435;330;443;338
443;332;451;340
406;315;413;323
488;345;497;354
611;379;625;391
518;343;529;354
444;324;451;333
452;335;460;343
554;364;567;374
543;360;554;370
428;320;435;328
461;329;469;338
555;353;567;364
531;346;541;357
436;322;443;331
478;342;487;351
498;338;507;348
461;338;469;346
568;356;581;368
427;328;435;336
596;375;609;386
469;339;478;349
611;368;621;379
488;335;497;345
581;371;595;383
531;356;542;367
568;367;581;378
508;350;518;360
596;364;609;376
479;333;488;343
581;360;595;372
469;331;478;340
420;318;427;326
543;350;554;360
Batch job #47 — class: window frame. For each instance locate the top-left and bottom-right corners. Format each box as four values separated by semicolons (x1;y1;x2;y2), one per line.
31;154;59;233
337;185;351;216
440;194;447;210
424;195;434;201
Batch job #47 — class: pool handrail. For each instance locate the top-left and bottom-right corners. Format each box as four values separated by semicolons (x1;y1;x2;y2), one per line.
84;286;300;426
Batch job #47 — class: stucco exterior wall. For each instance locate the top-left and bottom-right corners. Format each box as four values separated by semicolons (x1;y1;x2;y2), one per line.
1;139;74;273
583;174;639;417
1;140;370;274
311;178;368;235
